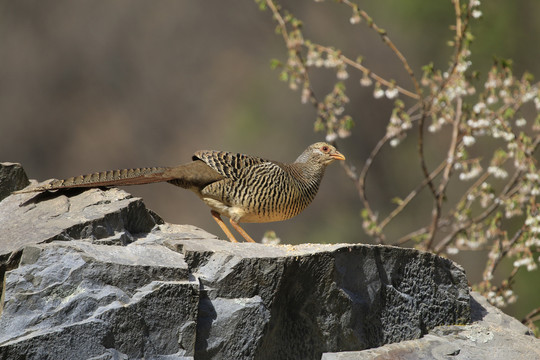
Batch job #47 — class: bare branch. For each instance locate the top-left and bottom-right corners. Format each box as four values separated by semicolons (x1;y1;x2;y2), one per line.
380;161;446;231
425;96;463;250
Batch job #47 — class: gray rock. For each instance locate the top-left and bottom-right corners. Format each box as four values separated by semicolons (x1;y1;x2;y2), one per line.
0;162;29;201
0;166;475;359
170;239;470;360
321;292;540;360
0;240;198;359
0;186;160;258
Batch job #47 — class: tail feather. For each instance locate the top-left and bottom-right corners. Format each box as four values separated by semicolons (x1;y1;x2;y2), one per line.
13;167;173;194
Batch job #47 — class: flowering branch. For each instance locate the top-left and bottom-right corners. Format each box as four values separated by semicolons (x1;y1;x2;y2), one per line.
257;0;540;329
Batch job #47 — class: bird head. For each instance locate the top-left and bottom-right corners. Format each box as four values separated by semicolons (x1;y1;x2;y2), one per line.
295;142;346;166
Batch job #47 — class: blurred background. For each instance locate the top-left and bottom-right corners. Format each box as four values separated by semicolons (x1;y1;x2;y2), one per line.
1;1;539;325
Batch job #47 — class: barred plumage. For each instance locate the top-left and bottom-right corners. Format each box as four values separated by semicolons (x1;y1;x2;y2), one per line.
13;142;345;243
18;167;171;192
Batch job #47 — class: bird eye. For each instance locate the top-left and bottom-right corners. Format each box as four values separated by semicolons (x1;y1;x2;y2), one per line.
321;145;329;153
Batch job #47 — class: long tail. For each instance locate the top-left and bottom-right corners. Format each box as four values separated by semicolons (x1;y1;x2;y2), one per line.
13;167;174;194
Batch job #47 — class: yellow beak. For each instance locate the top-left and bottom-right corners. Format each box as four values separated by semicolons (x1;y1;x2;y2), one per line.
330;151;346;161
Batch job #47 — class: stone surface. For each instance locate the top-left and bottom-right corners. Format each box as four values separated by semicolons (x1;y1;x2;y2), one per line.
0;186;160;258
0;162;29;202
0;240;199;359
0;165;482;359
171;239;470;360
321;292;540;360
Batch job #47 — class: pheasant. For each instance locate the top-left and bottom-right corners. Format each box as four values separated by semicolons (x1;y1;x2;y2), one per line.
14;142;345;243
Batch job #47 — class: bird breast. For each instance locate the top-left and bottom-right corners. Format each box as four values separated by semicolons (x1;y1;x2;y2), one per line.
198;162;321;223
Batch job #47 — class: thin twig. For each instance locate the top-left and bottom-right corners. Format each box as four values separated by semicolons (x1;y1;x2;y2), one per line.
395;227;429;246
417;0;470;206
435;133;540;254
266;0;290;46
395;218;453;246
425;96;462;250
379;160;447;231
522;306;540;327
484;227;525;283
335;51;420;99
434;165;526;254
340;0;422;97
342;134;391;244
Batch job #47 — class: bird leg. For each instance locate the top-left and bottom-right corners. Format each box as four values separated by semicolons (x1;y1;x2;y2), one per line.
229;219;256;243
210;210;238;243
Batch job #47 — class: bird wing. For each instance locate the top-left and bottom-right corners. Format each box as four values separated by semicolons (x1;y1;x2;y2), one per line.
193;150;270;180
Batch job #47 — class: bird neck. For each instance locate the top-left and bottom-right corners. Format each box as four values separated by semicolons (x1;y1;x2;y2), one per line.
287;160;326;193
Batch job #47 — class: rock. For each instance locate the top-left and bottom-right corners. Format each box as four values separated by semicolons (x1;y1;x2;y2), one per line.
0;186;161;258
321;292;540;360
0;165;475;359
0;240;198;359
0;162;29;202
170;239;470;359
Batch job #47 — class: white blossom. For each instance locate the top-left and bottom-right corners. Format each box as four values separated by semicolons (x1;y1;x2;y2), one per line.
324;55;341;68
526;214;540;225
488;166;508;179
390;115;401;125
301;87;311;104
526;173;539;182
525;237;540;247
467;118;490;129
463;135;476;147
460;166;482;181
360;75;373;87
401;120;412;130
473;102;486;113
428;124;439;133
515;118;527;127
261;232;281;245
325;132;337;142
373;88;385;99
306;51;319;66
513;257;533;268
456;60;472;73
487;95;498;105
337;68;349;80
502;131;515;142
484;78;497;88
522;91;537;103
385;87;399;99
337;127;351;138
472;9;482;19
390;138;401;147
